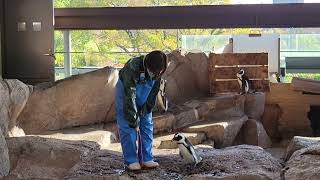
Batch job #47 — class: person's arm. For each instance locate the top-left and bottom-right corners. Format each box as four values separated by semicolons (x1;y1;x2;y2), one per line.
121;68;140;128
140;79;161;116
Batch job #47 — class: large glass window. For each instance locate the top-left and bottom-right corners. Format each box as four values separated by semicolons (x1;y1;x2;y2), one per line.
54;27;320;81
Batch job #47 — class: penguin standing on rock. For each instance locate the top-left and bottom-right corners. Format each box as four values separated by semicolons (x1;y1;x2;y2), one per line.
236;69;252;94
172;133;202;167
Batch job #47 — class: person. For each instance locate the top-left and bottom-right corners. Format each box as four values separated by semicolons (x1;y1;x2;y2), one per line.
115;50;168;171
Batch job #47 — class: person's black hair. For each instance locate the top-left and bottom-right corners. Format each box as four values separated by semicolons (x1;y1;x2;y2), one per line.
144;50;167;75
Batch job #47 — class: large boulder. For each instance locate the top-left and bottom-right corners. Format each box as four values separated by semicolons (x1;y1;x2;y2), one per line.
184;52;209;95
37;124;117;149
184;145;282;180
153;113;176;134
285;136;320;160
235;119;272;148
154;132;206;149
0;79;30;177
184;116;248;148
0;80;10;136
17;67;118;134
244;92;265;119
0;129;9;177
6;136;100;179
284;143;320;180
164;50;209;104
261;104;281;139
153;98;217;135
0;81;11;178
6;80;32;133
65;150;127;180
66;145;281;180
0;79;30;137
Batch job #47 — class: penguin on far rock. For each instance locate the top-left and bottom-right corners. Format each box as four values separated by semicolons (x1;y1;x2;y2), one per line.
236;69;253;94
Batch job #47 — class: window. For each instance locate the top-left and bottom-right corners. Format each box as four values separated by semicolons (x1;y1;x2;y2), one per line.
55;27;320;81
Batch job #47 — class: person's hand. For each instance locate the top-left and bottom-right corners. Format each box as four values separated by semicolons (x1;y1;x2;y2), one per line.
136;127;140;132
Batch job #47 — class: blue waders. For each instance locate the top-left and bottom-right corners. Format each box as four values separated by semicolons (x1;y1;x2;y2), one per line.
115;75;155;165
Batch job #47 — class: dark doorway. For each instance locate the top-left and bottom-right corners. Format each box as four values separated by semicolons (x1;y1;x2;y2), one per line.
3;0;54;84
0;0;4;78
308;106;320;137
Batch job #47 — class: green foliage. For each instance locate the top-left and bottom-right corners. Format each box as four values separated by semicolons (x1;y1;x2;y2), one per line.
53;0;233;68
284;73;320;83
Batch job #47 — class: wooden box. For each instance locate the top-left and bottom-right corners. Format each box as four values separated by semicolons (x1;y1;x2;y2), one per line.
209;53;270;94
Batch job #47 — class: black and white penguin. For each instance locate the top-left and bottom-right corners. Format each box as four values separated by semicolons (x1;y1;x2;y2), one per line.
157;78;168;112
172;133;202;166
236;69;251;94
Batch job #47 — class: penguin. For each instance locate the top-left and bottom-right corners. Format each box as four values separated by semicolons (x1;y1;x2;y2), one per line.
157;78;168;112
172;133;202;166
236;69;251;94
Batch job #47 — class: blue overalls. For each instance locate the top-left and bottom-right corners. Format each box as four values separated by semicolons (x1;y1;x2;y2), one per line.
115;73;155;165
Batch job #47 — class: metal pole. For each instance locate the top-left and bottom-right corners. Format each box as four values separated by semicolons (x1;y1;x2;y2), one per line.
63;30;72;77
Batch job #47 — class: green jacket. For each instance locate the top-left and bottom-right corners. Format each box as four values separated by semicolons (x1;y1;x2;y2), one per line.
119;56;161;128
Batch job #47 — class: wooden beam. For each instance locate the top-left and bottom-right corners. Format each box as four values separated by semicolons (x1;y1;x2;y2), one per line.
55;3;320;30
212;66;268;79
291;77;320;94
212;80;270;93
209;53;268;66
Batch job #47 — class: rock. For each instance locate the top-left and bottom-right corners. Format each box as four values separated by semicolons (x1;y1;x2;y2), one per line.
187;145;281;180
66;145;281;180
6;79;31;134
104;121;120;140
173;97;238;131
65;150;136;180
285;136;320;160
154;133;206;149
207;94;245;120
0;129;10;177
236;119;272;148
0;79;30;137
265;147;286;161
6;136;100;179
184;116;248;148
0;80;10;136
0;79;29;177
36;125;117;149
261;104;281;139
284;143;320;180
185;52;209;95
8;126;26;137
185;174;271;180
164;50;209;104
153;98;217;134
17;67;118;134
244;92;265;119
153;113;176;134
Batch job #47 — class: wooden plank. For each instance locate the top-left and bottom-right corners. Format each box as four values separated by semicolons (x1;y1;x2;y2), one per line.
212;80;270;93
209;53;268;66
213;66;268;79
292;77;320;94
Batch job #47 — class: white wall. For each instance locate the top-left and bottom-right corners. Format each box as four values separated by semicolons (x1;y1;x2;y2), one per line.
232;34;280;75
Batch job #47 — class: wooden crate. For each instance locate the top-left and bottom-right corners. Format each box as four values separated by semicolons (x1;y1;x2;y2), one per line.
209;53;270;94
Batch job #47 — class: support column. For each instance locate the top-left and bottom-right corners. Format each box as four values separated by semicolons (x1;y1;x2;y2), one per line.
63;30;72;77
